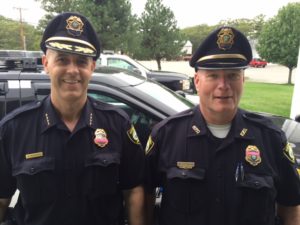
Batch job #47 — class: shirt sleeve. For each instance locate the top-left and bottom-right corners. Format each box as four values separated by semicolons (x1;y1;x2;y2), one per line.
118;118;145;190
0;123;17;198
144;125;162;193
276;131;300;206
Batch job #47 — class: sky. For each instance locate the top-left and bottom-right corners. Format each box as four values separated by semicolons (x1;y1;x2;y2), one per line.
0;0;298;28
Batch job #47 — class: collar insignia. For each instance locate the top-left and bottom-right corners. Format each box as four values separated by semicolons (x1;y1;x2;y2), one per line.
192;125;200;134
217;27;234;50
66;16;84;36
177;161;195;170
245;145;261;166
240;128;248;137
127;125;140;145
283;142;295;164
94;129;109;148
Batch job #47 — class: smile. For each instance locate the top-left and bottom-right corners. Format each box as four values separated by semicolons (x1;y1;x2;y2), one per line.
63;79;80;84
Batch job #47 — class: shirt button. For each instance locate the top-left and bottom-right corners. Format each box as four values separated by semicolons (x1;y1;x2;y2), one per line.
181;171;186;177
30;167;35;173
102;159;107;165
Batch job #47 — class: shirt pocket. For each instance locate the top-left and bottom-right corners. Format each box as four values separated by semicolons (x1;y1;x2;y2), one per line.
12;157;56;205
83;151;121;197
163;167;207;214
236;173;276;224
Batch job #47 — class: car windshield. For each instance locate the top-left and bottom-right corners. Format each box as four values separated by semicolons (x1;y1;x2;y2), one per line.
128;79;194;113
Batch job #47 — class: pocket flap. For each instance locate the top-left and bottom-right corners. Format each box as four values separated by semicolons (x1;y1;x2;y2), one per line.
238;173;274;190
166;167;205;180
12;157;55;176
85;152;120;167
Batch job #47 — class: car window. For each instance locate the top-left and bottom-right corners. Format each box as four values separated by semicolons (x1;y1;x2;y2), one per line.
107;58;137;72
88;91;158;147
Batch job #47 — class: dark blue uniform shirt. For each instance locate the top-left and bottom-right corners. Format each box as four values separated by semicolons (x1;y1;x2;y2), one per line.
0;96;145;225
145;106;300;225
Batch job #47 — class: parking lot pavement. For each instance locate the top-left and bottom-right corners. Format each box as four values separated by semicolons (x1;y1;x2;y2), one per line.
139;61;297;84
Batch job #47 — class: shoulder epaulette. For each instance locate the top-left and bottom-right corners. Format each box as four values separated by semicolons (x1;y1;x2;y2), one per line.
0;101;42;126
89;98;130;121
242;111;282;133
152;107;194;133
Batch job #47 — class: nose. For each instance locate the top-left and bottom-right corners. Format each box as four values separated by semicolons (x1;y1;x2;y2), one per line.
66;61;80;75
217;75;230;89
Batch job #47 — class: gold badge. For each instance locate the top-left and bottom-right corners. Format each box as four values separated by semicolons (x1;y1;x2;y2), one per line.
245;145;261;166
177;161;195;170
94;129;108;148
66;16;84;36
25;152;43;159
217;27;234;50
192;125;200;134
283;142;295;164
127;125;140;145
145;136;154;154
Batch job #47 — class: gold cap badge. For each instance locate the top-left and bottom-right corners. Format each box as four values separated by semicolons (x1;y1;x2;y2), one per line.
66;16;84;36
94;129;108;148
245;145;261;166
217;27;234;50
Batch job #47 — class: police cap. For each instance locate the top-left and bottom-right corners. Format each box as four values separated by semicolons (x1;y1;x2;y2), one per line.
189;26;252;70
40;12;100;60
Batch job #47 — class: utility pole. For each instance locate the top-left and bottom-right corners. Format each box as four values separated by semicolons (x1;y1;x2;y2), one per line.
14;7;26;50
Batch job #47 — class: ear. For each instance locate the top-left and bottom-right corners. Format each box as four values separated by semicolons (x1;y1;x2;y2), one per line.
42;54;49;74
194;72;200;91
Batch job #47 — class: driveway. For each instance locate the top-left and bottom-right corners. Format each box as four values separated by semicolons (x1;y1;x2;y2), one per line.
139;61;297;84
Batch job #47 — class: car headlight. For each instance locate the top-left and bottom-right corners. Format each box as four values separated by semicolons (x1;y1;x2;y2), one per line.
180;79;190;90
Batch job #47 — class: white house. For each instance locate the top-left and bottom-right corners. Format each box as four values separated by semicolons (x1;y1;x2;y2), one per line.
181;40;192;55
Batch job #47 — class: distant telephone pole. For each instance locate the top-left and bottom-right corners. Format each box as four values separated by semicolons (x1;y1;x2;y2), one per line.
14;7;26;50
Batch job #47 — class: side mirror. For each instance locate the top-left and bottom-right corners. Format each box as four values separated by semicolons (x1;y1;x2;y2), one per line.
175;90;186;98
295;115;300;123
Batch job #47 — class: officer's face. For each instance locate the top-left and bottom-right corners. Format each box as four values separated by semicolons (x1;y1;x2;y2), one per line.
194;69;245;124
42;49;95;103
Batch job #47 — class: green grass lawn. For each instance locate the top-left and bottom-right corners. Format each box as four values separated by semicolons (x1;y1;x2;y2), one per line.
240;82;294;117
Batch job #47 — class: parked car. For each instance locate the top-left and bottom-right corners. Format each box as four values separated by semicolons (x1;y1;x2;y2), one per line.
97;53;194;93
0;57;299;161
1;57;300;224
249;58;268;68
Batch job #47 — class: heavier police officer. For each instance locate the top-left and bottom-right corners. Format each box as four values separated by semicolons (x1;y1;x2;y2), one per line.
145;26;300;225
0;12;145;225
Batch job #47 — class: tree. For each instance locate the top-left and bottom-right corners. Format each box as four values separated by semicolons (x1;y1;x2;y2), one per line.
36;0;137;53
257;2;300;84
140;0;184;70
0;16;41;50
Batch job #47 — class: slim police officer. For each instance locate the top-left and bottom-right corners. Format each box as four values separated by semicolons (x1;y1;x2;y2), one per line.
145;26;300;225
0;12;145;225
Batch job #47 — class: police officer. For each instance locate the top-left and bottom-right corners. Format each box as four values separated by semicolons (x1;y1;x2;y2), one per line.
0;12;144;225
145;26;300;225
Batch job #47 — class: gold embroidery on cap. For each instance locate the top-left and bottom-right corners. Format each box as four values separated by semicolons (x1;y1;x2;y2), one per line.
25;152;44;159
177;161;195;169
74;46;94;54
217;27;234;50
48;42;73;50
